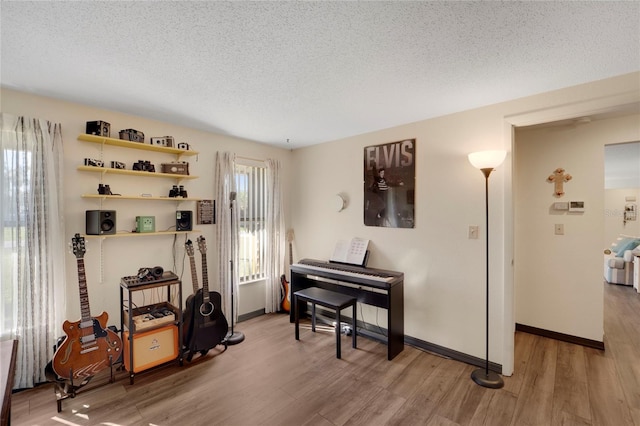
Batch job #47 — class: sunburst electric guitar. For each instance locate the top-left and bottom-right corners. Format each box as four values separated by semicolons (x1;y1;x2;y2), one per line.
280;230;294;313
51;234;122;380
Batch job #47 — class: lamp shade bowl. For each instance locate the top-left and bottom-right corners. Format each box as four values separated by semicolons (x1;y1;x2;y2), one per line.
468;150;507;170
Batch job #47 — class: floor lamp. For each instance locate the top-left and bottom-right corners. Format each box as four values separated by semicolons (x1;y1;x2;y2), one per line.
468;150;506;389
226;191;245;345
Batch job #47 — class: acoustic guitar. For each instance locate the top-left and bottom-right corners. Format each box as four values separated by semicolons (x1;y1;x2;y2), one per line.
183;236;229;361
182;239;200;350
280;230;294;313
51;234;122;380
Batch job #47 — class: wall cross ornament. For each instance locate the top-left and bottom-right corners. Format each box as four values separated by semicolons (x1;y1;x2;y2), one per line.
547;167;572;197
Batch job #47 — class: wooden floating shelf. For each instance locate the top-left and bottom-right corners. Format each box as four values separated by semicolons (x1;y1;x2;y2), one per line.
81;194;201;202
83;230;200;239
78;133;198;157
77;165;198;180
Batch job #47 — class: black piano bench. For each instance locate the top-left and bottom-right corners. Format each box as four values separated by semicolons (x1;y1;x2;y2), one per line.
294;287;357;359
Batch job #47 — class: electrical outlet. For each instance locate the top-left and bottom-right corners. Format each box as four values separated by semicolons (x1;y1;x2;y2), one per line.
468;225;479;239
555;224;564;235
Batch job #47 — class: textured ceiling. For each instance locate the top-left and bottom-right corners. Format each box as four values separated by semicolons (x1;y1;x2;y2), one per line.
1;1;639;149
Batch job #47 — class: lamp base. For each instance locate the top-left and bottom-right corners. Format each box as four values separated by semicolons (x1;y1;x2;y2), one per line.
224;331;245;346
471;368;504;389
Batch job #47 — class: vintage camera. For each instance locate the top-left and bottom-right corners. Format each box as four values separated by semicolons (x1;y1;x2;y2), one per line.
84;158;104;167
86;120;111;137
177;142;190;150
150;136;174;147
97;184;113;195
119;128;145;143
168;185;187;198
110;161;125;169
132;160;155;173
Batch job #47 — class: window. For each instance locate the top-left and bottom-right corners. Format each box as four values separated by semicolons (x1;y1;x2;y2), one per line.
235;162;267;283
0;116;65;388
1;147;31;337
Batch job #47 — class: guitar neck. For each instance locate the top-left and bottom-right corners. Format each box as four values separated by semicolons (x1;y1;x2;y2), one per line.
289;242;293;266
201;252;210;303
77;258;92;325
188;255;199;294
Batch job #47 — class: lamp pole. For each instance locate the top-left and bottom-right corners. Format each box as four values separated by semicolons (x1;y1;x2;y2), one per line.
468;151;506;389
225;191;245;345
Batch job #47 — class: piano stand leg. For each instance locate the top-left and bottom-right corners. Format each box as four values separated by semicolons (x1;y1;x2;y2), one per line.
336;310;341;359
311;303;316;332
295;300;300;341
351;303;357;349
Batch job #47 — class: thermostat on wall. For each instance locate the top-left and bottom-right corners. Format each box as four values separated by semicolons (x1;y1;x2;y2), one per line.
553;202;569;210
569;201;585;212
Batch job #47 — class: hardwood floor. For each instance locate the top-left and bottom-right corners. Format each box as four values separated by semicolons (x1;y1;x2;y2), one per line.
10;283;640;425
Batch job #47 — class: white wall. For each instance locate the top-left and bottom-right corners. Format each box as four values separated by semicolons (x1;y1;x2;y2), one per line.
1;88;292;324
291;72;640;375
514;114;640;342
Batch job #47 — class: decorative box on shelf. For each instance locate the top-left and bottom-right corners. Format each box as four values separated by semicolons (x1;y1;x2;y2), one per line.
161;162;189;175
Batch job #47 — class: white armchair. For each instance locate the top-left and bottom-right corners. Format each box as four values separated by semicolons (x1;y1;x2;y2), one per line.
604;249;635;285
604;235;640;285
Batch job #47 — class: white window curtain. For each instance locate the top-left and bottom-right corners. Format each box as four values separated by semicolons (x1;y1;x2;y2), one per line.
264;159;285;313
0;113;66;389
214;153;286;319
215;152;238;324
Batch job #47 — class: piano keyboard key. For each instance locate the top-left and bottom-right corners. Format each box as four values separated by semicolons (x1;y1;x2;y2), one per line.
292;259;400;283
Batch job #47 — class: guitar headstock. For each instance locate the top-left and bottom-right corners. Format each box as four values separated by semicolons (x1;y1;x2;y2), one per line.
197;236;207;254
72;233;86;259
185;239;194;257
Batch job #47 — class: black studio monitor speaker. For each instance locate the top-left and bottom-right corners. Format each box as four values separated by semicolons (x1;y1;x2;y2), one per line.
176;210;193;232
86;210;116;235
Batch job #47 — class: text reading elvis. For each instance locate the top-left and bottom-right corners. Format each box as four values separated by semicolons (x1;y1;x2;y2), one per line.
364;139;415;228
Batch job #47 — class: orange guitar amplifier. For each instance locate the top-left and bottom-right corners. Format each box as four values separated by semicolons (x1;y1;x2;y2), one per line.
123;324;178;373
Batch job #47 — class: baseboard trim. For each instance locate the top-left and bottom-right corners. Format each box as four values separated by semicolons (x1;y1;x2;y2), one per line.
403;334;503;374
305;307;503;374
515;323;605;350
238;309;265;322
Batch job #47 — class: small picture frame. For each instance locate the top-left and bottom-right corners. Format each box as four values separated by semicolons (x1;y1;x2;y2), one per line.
197;200;215;224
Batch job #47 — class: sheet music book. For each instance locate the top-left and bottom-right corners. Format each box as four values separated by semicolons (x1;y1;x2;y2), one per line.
330;237;370;266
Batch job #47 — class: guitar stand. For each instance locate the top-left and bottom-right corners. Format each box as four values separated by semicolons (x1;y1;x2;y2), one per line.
50;354;118;413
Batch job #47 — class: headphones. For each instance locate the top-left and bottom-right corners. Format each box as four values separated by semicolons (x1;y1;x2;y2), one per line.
137;266;164;281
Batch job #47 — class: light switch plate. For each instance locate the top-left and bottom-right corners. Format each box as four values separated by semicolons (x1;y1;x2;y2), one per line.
468;225;479;239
